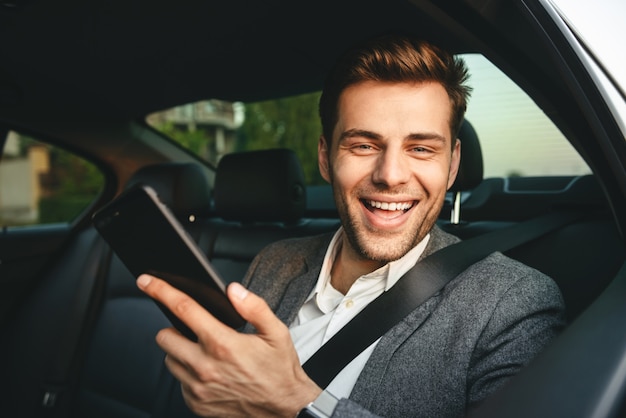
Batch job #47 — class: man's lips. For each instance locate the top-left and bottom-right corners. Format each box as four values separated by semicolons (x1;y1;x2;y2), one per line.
364;199;414;212
360;199;416;224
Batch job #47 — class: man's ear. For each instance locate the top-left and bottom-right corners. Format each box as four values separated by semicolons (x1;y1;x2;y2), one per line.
318;135;331;183
447;138;461;190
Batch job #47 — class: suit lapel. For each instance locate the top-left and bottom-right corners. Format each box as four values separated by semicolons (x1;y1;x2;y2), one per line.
274;240;328;325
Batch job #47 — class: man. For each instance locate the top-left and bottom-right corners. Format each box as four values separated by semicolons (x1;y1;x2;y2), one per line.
137;34;564;417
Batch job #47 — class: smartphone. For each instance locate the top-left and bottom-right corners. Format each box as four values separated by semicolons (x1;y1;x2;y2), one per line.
92;183;246;340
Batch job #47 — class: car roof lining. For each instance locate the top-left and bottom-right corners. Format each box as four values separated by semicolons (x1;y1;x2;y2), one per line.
0;0;516;119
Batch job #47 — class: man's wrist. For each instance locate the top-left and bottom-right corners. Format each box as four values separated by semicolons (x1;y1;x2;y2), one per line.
296;390;338;418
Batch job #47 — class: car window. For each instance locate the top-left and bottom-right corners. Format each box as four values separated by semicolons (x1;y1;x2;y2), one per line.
462;53;590;178
146;93;323;185
0;131;104;228
147;53;590;182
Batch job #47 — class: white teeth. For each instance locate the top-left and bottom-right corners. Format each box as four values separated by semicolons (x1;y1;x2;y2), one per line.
368;200;412;211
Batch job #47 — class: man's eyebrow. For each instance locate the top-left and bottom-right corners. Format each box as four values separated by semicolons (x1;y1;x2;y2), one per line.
339;129;382;142
406;132;447;142
338;129;448;143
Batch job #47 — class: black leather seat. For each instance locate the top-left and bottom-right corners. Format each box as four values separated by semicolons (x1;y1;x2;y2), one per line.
450;119;484;205
206;148;339;282
438;119;515;238
214;148;307;223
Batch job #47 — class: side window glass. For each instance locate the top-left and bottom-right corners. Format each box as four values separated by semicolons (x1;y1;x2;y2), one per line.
461;54;591;178
0;131;104;228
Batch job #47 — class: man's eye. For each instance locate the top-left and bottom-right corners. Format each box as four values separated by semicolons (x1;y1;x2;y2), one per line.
351;144;375;152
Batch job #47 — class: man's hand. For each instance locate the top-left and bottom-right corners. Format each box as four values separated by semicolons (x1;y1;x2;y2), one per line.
136;274;322;417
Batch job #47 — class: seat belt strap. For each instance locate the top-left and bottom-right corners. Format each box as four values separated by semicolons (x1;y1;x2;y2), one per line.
302;210;585;388
40;237;112;414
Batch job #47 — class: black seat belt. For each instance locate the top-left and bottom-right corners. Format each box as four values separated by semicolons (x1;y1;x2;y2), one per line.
40;236;112;416
302;210;584;388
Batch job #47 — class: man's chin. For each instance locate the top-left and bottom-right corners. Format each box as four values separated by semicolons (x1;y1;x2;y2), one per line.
356;236;416;263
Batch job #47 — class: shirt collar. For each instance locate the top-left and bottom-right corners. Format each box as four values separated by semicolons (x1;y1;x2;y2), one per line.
310;227;431;301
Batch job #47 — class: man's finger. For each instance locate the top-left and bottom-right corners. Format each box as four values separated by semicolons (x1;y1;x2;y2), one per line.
227;282;288;338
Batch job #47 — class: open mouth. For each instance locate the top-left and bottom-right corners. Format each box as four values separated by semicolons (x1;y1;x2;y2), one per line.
364;199;414;213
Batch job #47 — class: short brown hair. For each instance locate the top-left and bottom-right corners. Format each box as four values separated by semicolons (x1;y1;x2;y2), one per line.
319;34;471;144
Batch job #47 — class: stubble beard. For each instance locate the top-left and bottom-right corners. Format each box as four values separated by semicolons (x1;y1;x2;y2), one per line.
343;216;421;263
334;187;442;264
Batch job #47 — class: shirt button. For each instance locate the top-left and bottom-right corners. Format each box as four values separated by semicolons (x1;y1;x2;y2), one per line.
345;299;354;308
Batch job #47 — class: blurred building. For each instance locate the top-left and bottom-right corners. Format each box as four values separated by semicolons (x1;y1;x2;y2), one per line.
146;100;243;164
0;132;50;224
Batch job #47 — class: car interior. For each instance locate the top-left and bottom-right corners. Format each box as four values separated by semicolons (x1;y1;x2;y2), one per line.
1;0;625;417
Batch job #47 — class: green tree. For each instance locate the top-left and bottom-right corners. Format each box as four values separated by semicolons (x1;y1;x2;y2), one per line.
50;146;103;195
156;121;212;158
237;92;324;185
39;144;104;223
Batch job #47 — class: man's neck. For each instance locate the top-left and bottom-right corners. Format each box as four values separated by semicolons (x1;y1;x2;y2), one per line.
330;240;385;295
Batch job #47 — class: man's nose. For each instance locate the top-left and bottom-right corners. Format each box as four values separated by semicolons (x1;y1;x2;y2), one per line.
372;148;411;187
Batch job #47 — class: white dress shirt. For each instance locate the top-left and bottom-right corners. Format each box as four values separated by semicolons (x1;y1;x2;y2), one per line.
289;228;430;399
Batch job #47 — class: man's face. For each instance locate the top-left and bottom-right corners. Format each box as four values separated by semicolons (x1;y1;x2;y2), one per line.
318;81;460;263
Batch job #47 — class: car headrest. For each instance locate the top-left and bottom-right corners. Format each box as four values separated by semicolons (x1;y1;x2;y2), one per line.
451;119;483;192
214;149;306;223
126;162;212;219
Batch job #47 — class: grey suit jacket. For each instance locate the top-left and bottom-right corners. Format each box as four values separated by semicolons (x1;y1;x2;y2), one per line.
242;226;565;417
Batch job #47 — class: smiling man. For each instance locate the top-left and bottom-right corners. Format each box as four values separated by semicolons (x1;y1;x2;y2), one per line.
318;79;460;293
137;34;565;417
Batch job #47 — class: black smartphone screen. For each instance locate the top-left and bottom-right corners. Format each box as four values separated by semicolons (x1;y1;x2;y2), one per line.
93;184;246;339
